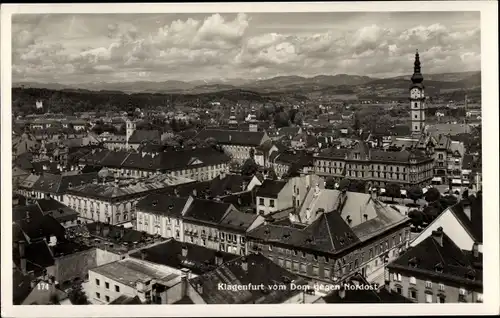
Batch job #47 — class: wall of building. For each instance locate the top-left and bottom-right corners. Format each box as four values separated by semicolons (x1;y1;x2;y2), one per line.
95;248;122;267
136;211;185;242
54;248;97;284
387;269;482;303
88;270;137;304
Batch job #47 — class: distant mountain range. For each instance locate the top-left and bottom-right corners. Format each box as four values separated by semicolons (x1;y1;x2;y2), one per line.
14;71;480;99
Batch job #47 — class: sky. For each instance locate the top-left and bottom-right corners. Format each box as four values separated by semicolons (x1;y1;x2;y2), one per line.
12;12;481;84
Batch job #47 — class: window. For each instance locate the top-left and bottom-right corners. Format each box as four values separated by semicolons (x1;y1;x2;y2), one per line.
425;294;433;303
96;292;100;299
269;199;275;208
278;258;284;266
410;277;416;285
324;268;331;278
477;293;483;303
438;283;445;291
95;279;100;286
425;281;432;288
259;198;264;205
268;245;273;251
115;285;120;292
459;288;467;295
292;262;299;271
285;260;291;269
312;266;319;276
438;296;446;303
300;263;307;273
105;295;110;302
409;290;417;299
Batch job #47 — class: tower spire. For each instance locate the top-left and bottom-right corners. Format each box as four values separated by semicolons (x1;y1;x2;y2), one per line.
411;49;423;84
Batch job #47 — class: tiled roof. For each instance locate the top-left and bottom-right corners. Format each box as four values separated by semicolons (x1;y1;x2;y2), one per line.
321;275;411;303
128;129;161;144
369;149;431;163
208;174;249;197
248;212;360;254
221;191;256;210
388;230;483;288
195;129;265;146
36;198;79;223
136;194;191;218
315;148;350;159
13;206;66;242
129;239;238;275
13;268;34;305
80;147;230;171
13;240;55;275
183;199;233;225
189;253;306;304
255;180;287;199
218;209;258;232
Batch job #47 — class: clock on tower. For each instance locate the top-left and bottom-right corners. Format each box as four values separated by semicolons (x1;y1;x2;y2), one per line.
409;50;425;136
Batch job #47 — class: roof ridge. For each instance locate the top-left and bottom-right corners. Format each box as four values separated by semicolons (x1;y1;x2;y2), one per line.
323;213;336;251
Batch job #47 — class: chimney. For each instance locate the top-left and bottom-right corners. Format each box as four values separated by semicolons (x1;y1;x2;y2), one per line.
431;227;444;247
19;240;27;274
180;268;190;297
214;251;223;266
120;225;125;238
95;222;101;234
338;286;346;299
241;257;248;271
192;189;197;197
181;245;188;257
140;250;146;260
472;242;479;258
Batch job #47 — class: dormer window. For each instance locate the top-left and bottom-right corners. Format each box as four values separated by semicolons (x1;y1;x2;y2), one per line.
435;262;443;273
409;257;418;268
466;269;475;281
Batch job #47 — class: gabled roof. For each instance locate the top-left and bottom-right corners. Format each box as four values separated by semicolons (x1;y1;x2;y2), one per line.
128;129;161;144
255;180;287;198
109;295;142;304
195;129;265;146
136;194;191;218
248;211;360;254
218;209;258;232
388;230;482;288
189;253;306;304
183;199;233;225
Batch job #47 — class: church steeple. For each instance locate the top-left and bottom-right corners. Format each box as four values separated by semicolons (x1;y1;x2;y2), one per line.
411;50;424;84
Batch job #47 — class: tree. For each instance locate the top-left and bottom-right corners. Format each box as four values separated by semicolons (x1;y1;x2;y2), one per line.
241;158;259;176
385;183;401;202
423;205;441;222
338;179;350;191
407;186;424;204
274;112;290;128
348;180;367;193
325;178;336;190
267;168;277;180
68;282;89;305
293;111;304;126
424;187;441;203
352;113;361;132
408;209;425;229
439;195;458;210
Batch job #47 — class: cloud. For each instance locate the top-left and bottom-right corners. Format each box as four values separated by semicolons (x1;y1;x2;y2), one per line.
11;13;481;83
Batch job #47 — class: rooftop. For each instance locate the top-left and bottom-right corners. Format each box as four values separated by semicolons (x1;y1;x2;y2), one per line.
195;129;266;146
91;258;179;288
256;180;287;199
129;239;238;275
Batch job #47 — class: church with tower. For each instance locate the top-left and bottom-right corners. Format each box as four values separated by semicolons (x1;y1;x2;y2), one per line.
409;50;426;136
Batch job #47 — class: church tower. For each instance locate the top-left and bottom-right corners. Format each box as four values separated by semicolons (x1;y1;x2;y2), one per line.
409;50;426;136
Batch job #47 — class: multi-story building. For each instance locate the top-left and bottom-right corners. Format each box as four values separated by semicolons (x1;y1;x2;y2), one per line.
387;227;483;303
79;147;231;182
88;257;181;304
64;177;190;225
186;254;310;304
194;129;271;164
255;175;324;216
248;189;411;286
16;172;100;202
136;194;263;255
314;142;434;188
416;133;466;186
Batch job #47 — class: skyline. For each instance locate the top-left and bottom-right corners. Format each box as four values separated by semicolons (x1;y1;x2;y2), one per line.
12;12;481;84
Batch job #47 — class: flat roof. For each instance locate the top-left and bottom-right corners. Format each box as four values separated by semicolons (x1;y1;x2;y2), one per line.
90;258;178;288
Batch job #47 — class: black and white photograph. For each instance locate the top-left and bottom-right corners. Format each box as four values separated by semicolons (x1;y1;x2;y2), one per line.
1;2;498;317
